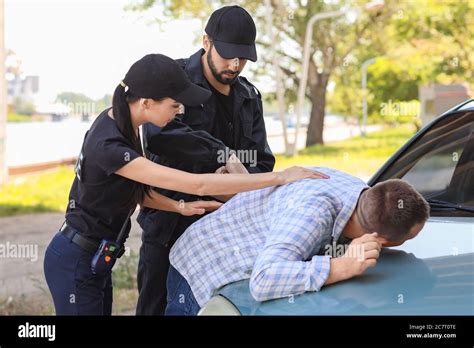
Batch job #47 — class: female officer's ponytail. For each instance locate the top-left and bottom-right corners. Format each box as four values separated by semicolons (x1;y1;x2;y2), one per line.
112;83;151;205
112;83;139;149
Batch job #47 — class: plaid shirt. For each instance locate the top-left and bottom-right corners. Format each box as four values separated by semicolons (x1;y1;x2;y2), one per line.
170;167;368;306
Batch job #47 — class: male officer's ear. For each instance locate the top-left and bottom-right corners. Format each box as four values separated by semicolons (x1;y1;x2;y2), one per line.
203;35;211;52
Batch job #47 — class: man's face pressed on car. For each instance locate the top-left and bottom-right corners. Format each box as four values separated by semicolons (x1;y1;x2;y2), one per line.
341;179;429;248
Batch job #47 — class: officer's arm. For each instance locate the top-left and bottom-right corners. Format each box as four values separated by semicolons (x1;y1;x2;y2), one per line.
115;157;326;197
144;119;230;167
246;96;276;174
141;189;222;216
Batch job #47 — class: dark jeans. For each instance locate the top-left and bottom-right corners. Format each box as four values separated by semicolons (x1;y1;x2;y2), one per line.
136;215;196;316
43;231;113;315
136;240;171;315
165;266;200;316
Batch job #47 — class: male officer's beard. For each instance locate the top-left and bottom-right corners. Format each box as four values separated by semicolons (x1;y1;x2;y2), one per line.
207;48;240;85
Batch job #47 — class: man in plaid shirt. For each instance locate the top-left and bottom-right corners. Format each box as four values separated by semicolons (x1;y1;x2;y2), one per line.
166;167;430;315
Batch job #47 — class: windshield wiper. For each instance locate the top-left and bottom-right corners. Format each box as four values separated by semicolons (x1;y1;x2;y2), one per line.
427;199;474;213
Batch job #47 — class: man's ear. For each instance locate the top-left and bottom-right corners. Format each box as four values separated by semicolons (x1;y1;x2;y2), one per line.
203;35;210;52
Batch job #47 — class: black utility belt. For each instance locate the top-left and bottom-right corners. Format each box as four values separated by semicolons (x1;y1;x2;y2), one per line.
60;222;100;254
60;222;126;275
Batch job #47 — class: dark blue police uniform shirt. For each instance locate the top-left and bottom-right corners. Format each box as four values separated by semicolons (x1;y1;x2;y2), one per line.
65;108;141;242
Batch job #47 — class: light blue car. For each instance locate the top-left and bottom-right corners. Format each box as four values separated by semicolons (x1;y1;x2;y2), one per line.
198;99;474;316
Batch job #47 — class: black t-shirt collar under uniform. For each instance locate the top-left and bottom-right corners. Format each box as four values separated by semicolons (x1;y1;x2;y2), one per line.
181;48;260;149
207;82;235;148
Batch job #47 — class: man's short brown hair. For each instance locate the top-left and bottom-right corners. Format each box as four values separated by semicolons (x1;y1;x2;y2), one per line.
357;179;430;241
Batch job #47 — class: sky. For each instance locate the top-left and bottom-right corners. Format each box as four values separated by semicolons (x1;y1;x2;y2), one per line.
5;0;207;102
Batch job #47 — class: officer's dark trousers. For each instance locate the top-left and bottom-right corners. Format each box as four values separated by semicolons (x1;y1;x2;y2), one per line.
44;231;113;315
136;239;170;315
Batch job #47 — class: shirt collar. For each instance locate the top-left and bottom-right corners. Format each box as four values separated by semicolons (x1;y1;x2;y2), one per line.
331;185;369;243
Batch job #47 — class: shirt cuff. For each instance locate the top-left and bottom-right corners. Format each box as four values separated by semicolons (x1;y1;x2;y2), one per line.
308;255;331;292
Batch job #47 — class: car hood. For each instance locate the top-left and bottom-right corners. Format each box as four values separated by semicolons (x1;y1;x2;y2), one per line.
218;217;474;315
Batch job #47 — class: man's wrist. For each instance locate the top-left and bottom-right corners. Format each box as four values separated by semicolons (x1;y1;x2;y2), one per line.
325;257;352;285
173;199;183;214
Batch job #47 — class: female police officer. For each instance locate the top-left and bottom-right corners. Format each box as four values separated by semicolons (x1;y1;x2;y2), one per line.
43;53;327;315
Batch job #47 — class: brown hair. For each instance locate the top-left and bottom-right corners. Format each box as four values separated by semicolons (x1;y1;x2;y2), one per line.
357;179;430;241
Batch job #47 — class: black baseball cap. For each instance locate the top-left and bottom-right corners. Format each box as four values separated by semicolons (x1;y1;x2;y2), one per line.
205;5;257;62
122;54;211;106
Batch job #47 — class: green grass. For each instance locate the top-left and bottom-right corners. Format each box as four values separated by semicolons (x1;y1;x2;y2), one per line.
275;125;416;179
0;125;415;217
0;166;75;217
7;112;32;123
113;250;139;290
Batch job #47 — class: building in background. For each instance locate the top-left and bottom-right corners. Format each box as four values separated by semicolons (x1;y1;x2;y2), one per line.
7;75;39;107
419;84;471;125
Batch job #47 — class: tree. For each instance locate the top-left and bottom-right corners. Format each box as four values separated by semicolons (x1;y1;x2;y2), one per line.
5;49;22;80
328;0;474;128
128;0;396;146
13;97;35;115
0;0;7;185
127;0;473;146
392;0;474;87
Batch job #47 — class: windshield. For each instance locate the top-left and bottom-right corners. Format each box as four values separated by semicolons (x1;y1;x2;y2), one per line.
375;111;473;217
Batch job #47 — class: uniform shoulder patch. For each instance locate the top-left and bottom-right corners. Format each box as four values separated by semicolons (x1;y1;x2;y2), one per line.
240;76;262;98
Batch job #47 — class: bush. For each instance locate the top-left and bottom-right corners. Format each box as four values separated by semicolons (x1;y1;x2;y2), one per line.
7;112;31;123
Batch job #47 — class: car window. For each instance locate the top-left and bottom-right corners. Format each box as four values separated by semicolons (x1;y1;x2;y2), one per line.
402;133;465;195
375;111;473;216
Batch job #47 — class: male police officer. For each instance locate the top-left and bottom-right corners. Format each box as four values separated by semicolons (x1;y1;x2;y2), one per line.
136;5;275;315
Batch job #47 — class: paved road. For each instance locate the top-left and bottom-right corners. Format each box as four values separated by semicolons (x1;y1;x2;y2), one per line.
0;211;143;298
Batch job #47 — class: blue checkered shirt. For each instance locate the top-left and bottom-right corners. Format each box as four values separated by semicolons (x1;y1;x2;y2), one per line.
169;167;368;306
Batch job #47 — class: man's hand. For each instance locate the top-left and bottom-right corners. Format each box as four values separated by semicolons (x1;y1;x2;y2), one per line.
344;232;381;276
226;153;249;174
325;232;381;285
215;153;249;175
212;154;249;202
214;166;228;174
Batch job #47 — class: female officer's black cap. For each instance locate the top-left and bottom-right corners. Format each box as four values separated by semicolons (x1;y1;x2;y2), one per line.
122;54;211;106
